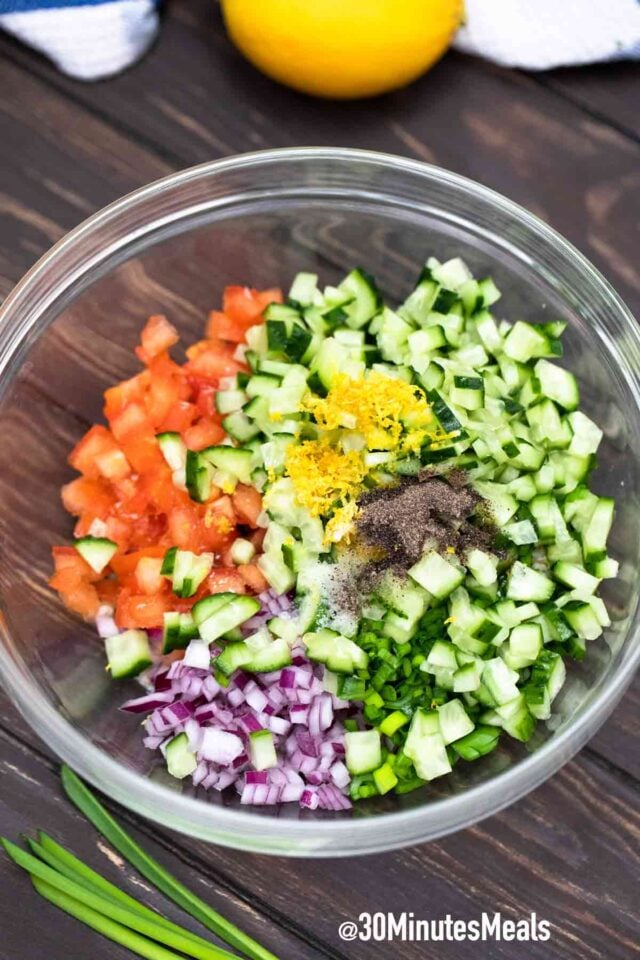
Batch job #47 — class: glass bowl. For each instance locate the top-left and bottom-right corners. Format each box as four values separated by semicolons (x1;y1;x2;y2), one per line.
0;148;638;857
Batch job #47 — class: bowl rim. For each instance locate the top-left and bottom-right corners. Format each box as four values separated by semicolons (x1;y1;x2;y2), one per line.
1;145;638;854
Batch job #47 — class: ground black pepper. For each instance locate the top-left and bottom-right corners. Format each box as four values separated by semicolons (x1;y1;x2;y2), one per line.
355;470;496;590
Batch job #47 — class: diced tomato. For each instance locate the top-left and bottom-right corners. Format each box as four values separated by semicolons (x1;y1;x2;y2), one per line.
104;372;149;422
157;401;197;434
223;286;282;327
184;418;225;451
135;556;166;595
110;401;154;443
60;582;100;620
110;545;166;577
237;563;269;594
205;311;246;344
145;373;183;428
116;590;168;629
120;434;165;475
190;379;218;419
168;505;203;552
185;344;244;383
62;477;115;518
136;315;179;364
50;546;97;588
206;568;247;595
249;528;266;550
69;425;125;478
232;485;263;527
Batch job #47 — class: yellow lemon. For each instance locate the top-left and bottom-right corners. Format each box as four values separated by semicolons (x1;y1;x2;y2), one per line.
221;0;464;100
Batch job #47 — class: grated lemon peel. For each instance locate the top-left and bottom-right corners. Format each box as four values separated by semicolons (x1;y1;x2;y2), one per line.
284;372;455;543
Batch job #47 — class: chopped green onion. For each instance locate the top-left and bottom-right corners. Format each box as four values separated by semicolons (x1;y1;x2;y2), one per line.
61;766;279;960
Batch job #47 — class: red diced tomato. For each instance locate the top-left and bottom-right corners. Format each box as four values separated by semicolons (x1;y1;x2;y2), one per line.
136;315;179;364
62;477;115;518
232;484;263;527
184;419;225;451
135;556;166;595
237;563;269;594
206;568;247;595
116;591;168;629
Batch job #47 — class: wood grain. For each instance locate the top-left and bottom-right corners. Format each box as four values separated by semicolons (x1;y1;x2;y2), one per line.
1;1;639;313
0;15;638;960
1;695;638;960
543;62;640;139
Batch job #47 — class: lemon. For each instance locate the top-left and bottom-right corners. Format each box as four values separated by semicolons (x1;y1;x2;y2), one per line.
221;0;464;100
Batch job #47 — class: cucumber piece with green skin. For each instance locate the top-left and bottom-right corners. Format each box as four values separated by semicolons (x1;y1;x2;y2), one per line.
345;730;382;775
198;595;261;644
185;449;213;503
191;592;237;626
156;432;187;472
162;611;199;654
169;549;214;599
339;268;382;330
74;536;117;574
105;630;152;680
408;551;465;599
200;445;254;485
245;373;282;399
249;730;278;771
404;710;452;781
165;733;197;779
581;497;614;563
303;628;368;673
222;410;261;443
215;641;254;676
215;389;247;415
246;637;292;672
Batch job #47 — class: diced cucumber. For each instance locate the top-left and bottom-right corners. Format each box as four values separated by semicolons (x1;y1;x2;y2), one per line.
249;730;277;771
504;622;543;670
303;628;368;673
169;550;213;599
199;595;261;644
200;446;254;485
345;730;382;775
581;497;614;563
105;630;152;680
165;733;197;780
482;658;520;705
339;268;382;330
408;551;464;598
404;710;452;781
157;432;187;475
534;360;579;411
230;537;256;565
247;637;292;672
74;536;117;574
437;699;475;745
506;561;555;603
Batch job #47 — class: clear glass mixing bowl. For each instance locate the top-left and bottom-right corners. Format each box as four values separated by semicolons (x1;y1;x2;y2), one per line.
0;148;638;856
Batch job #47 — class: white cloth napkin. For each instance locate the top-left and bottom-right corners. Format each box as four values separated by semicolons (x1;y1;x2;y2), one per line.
455;0;640;70
0;0;639;82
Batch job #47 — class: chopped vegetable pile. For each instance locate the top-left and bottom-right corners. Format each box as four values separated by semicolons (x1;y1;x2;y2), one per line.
50;256;617;810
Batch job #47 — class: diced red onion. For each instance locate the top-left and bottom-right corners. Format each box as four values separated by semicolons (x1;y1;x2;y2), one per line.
96;605;119;639
300;788;319;810
121;692;175;714
330;761;350;789
200;728;244;765
246;770;268;785
183;640;211;670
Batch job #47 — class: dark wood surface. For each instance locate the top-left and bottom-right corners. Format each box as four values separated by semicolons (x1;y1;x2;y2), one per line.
0;6;639;958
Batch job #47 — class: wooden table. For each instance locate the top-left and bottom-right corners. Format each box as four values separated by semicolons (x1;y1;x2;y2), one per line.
0;5;639;957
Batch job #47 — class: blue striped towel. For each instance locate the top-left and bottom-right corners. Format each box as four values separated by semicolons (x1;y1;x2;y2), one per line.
0;0;638;81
